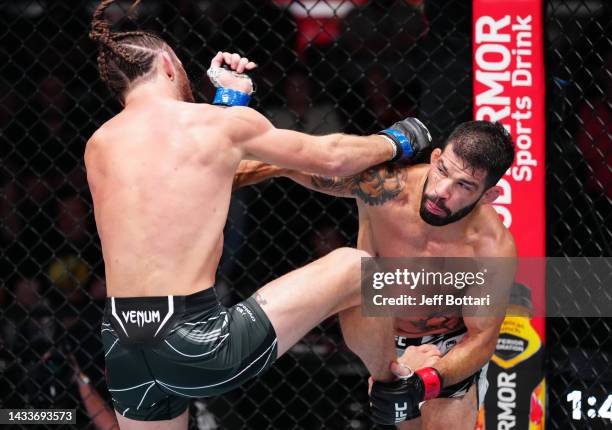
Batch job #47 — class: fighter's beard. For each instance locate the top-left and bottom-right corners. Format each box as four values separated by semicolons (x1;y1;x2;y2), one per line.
419;178;481;226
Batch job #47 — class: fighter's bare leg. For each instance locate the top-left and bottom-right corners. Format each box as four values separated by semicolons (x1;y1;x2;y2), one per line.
255;247;395;380
115;408;188;430
340;309;441;380
339;307;396;379
397;383;478;430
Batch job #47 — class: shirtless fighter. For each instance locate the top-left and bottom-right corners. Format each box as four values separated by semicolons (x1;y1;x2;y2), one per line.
234;120;517;428
85;1;439;428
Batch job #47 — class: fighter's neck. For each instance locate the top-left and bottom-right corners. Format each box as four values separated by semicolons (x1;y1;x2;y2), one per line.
124;81;179;107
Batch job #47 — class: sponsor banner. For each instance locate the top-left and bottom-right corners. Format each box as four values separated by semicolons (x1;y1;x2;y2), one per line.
473;1;545;428
473;0;546;252
472;0;546;334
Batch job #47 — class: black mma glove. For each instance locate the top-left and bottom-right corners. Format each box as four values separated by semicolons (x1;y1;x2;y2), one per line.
370;367;442;425
379;117;433;163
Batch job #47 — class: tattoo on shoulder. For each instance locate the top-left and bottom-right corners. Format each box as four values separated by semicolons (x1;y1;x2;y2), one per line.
311;165;404;206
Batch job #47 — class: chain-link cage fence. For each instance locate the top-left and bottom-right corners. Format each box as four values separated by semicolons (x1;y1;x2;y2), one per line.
0;0;610;429
545;1;611;429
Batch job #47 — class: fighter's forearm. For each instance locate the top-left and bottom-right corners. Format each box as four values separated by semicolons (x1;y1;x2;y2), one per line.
289;172;358;198
433;326;500;387
233;160;402;206
283;164;403;202
232;160;284;191
232;159;359;198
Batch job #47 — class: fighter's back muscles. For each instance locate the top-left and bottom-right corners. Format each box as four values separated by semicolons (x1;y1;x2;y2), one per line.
85;102;239;297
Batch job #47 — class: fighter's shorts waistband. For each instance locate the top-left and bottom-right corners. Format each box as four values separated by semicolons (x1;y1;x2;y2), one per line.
103;287;220;345
104;287;218;316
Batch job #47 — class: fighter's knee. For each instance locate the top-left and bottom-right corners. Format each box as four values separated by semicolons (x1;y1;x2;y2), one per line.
327;247;371;266
325;247;370;303
329;247;371;283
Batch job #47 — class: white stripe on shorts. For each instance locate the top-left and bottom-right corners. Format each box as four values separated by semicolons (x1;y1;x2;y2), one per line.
155;337;277;395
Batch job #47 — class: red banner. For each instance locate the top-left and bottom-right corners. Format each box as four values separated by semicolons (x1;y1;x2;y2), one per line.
472;0;546;330
473;1;546;429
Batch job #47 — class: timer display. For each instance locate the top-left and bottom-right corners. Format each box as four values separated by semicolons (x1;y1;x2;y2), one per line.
566;391;612;422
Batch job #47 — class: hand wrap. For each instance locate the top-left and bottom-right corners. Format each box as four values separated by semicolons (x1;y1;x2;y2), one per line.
207;66;253;107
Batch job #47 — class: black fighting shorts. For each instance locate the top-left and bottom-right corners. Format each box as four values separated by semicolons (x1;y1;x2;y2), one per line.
101;287;277;421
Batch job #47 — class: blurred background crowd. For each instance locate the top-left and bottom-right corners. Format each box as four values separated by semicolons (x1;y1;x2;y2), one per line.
0;0;610;428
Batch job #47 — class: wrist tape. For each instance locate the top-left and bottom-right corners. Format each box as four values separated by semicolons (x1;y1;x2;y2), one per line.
213;88;251;107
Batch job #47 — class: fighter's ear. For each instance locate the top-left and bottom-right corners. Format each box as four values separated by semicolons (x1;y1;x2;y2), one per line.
159;51;176;81
430;148;442;163
479;185;501;205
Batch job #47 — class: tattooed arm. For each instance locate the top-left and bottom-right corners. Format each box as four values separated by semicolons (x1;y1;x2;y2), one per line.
232;160;405;205
298;164;405;205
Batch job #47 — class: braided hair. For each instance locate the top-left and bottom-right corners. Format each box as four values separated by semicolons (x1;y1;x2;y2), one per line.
89;0;175;102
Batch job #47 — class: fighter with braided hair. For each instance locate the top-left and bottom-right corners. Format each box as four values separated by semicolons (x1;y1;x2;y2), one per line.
86;1;439;428
89;0;196;103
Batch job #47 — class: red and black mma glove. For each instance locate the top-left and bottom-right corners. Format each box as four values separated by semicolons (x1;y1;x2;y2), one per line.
379;117;433;163
370;367;442;425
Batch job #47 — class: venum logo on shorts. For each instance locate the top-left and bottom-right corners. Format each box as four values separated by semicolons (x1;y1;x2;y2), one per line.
394;402;408;423
121;310;161;327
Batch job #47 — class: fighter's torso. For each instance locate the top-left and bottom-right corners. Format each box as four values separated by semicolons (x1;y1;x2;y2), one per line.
85;100;238;297
356;164;504;337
